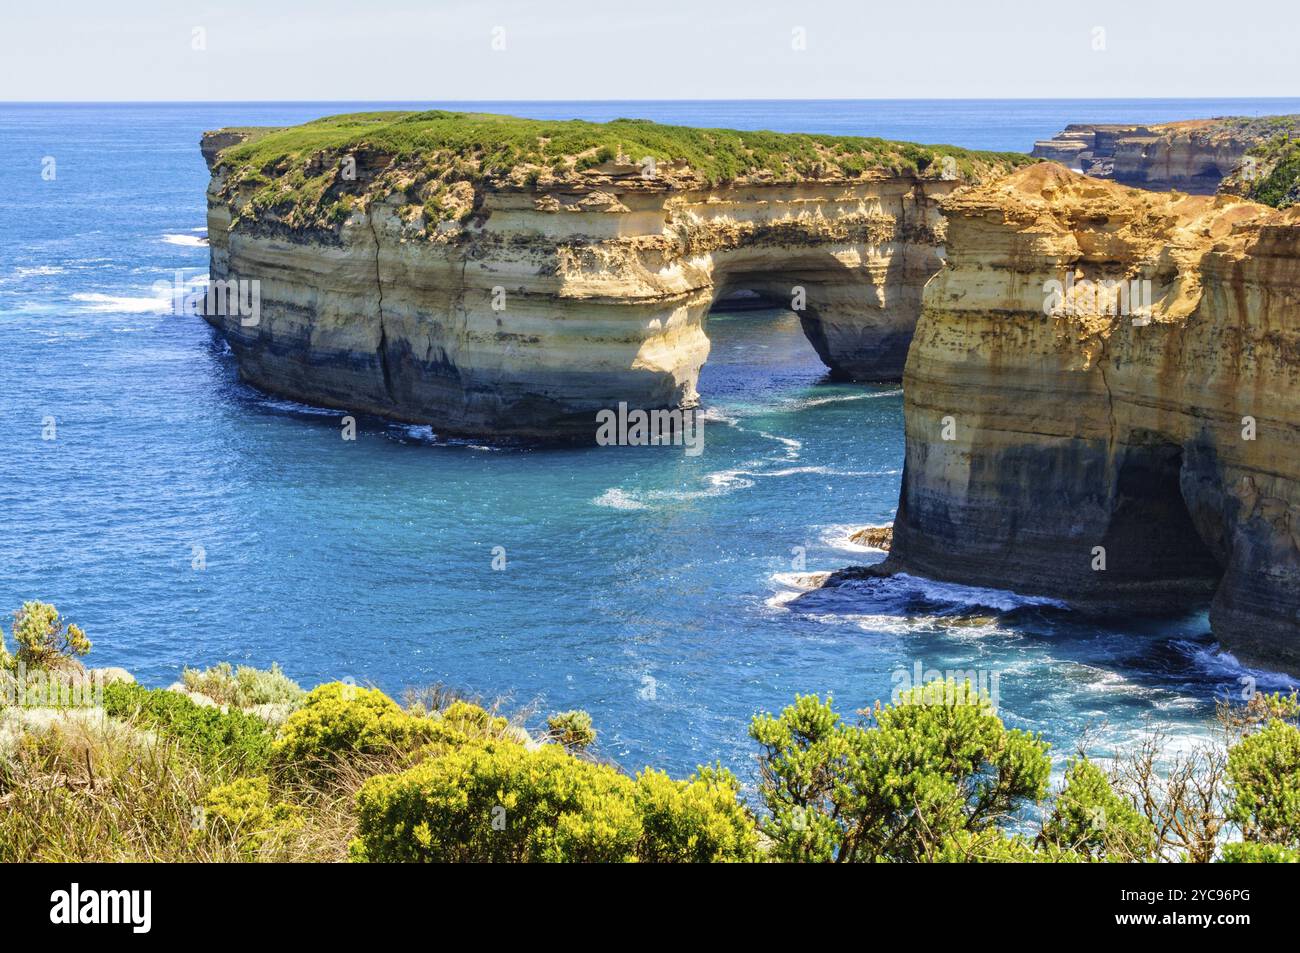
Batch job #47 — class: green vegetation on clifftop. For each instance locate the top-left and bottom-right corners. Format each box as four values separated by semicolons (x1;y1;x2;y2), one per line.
207;110;1035;231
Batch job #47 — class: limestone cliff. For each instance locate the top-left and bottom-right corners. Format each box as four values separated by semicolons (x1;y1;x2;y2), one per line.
879;164;1300;671
1031;116;1300;194
201;111;1029;438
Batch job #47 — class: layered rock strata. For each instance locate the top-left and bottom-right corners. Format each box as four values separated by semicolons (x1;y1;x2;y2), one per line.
879;164;1300;671
201;113;1027;438
1031;116;1300;194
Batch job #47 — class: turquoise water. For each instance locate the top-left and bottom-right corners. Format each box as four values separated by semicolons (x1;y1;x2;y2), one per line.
2;101;1298;780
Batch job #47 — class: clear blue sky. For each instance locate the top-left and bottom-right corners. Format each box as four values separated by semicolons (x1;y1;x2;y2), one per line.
2;0;1296;101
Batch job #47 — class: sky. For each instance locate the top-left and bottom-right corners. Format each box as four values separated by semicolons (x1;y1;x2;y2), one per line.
2;0;1296;101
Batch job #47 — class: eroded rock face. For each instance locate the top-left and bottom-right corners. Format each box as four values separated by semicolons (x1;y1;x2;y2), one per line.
882;164;1300;670
1032;117;1300;194
203;131;977;438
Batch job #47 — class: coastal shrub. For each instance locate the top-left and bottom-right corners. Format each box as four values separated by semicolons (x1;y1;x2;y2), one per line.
102;682;274;772
181;661;304;709
1225;719;1300;847
202;776;303;855
6;602;90;670
352;739;642;862
1040;759;1156;861
934;829;1083;863
633;765;759;863
749;683;1051;862
1219;841;1299;863
271;685;506;771
272;683;436;768
352;739;759;863
546;709;596;752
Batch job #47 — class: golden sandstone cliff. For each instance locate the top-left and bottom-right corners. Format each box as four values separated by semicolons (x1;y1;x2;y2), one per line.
200;113;1300;669
878;164;1300;670
201;113;1025;437
1031;116;1300;194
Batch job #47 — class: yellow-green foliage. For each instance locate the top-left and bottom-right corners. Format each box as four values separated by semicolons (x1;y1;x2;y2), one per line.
749;684;1052;862
272;683;437;766
182;662;304;708
7;602;90;669
352;739;637;862
546;709;596;751
1041;759;1156;861
352;740;757;863
272;685;512;771
1219;841;1299;863
1226;719;1300;847
202;776;302;854
633;765;759;863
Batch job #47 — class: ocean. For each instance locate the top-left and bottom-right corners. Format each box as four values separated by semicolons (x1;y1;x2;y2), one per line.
2;99;1298;781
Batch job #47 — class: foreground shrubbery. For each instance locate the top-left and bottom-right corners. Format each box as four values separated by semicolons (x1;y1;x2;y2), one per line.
2;601;1299;863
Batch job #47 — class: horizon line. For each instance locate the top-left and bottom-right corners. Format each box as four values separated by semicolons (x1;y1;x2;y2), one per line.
4;96;1300;106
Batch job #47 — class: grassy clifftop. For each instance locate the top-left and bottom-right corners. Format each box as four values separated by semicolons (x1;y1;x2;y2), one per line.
205;110;1035;230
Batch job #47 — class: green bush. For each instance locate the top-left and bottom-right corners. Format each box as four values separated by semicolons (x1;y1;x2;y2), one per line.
633;765;758;863
1220;841;1299;863
546;710;596;751
271;684;505;771
102;682;273;772
352;740;759;863
202;776;302;854
6;602;90;670
1041;759;1156;861
1226;719;1300;847
272;683;434;766
181;662;304;709
934;829;1083;863
749;683;1051;862
353;739;641;862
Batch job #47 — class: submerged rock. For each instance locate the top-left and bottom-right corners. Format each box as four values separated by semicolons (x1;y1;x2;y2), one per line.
849;524;893;550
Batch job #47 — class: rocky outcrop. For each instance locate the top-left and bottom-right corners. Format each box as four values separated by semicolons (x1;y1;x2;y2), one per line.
878;164;1300;671
201;113;1028;438
1032;117;1300;194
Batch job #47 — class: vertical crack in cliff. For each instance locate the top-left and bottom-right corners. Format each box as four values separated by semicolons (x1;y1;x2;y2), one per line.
1095;325;1120;459
368;211;396;405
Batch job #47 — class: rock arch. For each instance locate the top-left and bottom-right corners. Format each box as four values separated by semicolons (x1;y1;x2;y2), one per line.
205;148;960;438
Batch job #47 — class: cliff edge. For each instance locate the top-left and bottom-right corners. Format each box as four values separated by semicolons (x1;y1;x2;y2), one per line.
1031;115;1300;196
200;111;1030;437
881;164;1300;671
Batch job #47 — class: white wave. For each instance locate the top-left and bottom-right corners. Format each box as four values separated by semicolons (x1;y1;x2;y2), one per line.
70;291;170;313
593;470;756;510
1183;642;1300;693
786;388;903;410
254;396;341;417
755;430;801;459
891;573;1067;612
162;233;209;247
822;523;892;552
829;571;1067;614
770;570;832;591
697;406;741;426
592;488;649;510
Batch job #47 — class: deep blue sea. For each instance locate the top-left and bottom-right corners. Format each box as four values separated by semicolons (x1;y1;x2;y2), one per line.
3;99;1298;781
